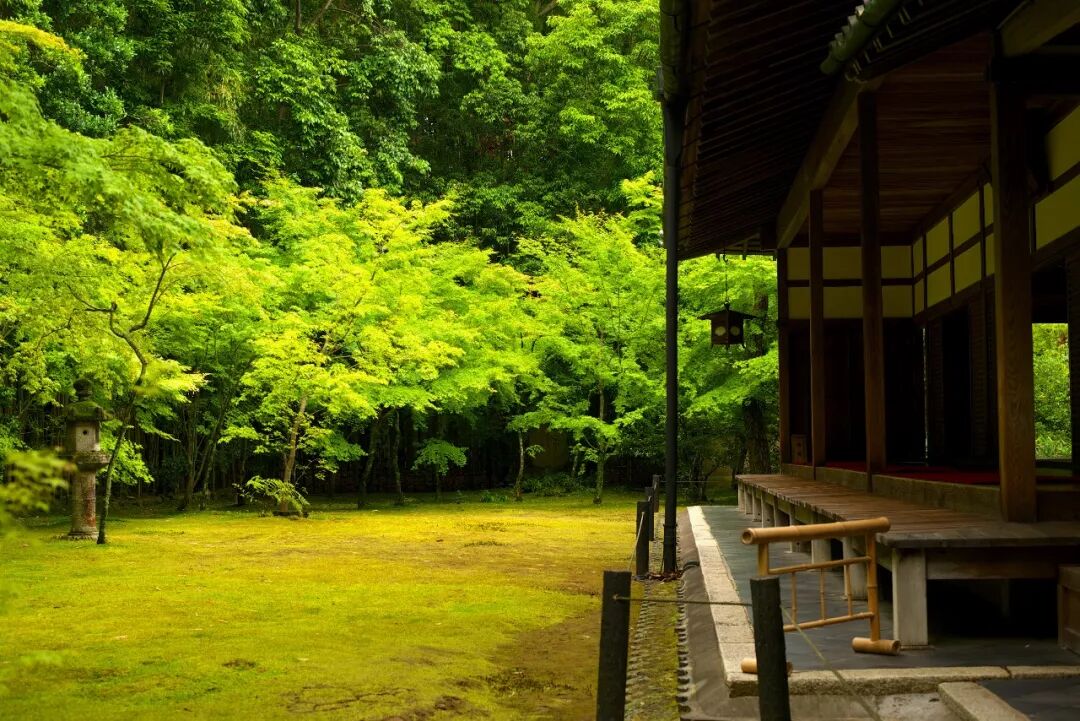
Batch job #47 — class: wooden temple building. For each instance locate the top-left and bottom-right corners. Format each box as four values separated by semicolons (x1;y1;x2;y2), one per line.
659;0;1080;648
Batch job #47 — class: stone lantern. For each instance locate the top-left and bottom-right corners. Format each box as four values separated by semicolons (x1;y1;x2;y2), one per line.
61;380;110;540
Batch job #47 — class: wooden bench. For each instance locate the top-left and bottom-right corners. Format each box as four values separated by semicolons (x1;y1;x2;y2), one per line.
736;474;1080;647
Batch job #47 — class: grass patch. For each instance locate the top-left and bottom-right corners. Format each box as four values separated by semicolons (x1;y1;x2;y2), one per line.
0;490;643;720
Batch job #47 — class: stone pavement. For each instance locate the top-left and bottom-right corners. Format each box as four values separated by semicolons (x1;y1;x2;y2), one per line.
981;677;1080;720
677;506;961;719
623;504;1080;719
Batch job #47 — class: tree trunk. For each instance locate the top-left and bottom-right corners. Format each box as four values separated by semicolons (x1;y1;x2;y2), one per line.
593;452;605;504
391;410;404;506
593;386;606;504
359;415;382;509
97;420;130;545
743;399;770;473
280;395;309;511
514;430;525;501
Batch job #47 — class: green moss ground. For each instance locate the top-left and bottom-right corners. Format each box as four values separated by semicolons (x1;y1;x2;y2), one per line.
0;491;642;720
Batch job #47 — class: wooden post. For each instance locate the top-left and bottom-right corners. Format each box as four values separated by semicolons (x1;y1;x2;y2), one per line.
750;577;792;721
859;93;887;478
596;571;631;721
809;190;827;470
990;72;1037;522
778;249;792;464
644;488;656;541
635;501;650;578
1068;256;1080;468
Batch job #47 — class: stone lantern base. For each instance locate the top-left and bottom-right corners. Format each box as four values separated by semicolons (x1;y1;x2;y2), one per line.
65;470;98;541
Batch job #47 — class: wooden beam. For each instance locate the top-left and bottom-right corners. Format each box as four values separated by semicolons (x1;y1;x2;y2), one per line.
990;76;1037;523
776;78;882;249
809;190;827;469
778;249;792;465
859;93;887;478
1000;0;1080;58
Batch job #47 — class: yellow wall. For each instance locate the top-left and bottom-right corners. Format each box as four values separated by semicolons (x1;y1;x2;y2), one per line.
954;245;981;292
824;247;860;279
788;247;809;281
788;286;809;320
927;266;951;307
882;246;911;279
824;287;861;318
1036;173;1080;249
883;286;913;318
926;219;950;264
953;192;980;244
1047;106;1080;181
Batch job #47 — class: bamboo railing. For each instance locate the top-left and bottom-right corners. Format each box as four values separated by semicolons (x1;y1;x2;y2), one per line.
740;516;900;664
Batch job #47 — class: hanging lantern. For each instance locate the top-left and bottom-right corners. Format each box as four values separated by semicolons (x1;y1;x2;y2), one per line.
700;303;756;347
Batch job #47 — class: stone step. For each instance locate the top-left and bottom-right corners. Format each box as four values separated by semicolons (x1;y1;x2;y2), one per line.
938;682;1029;721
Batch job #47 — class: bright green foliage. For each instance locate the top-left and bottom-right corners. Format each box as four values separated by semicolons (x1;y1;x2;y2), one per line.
519;209;665;503
0;19;781;520
0;450;67;530
1033;323;1071;459
244;474;310;512
679;255;779;496
4;1;662;251
413;439;467;478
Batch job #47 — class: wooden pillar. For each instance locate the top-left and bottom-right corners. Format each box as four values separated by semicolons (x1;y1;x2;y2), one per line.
1068;256;1080;467
990;75;1037;522
809;190;827;469
859;93;887;478
778;249;792;464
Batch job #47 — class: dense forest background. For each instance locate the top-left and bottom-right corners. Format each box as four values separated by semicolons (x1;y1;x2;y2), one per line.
1;0;783;522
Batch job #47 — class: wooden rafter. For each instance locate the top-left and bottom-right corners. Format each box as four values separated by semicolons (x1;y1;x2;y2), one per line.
1000;0;1080;57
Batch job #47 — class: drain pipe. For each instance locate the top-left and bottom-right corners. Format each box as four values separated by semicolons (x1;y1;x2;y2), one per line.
661;96;685;575
658;0;688;575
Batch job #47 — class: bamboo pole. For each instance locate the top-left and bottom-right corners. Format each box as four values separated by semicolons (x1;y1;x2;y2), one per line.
742;517;890;545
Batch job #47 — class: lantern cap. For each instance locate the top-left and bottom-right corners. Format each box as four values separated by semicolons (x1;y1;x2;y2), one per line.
66;379;107;422
698;302;758;321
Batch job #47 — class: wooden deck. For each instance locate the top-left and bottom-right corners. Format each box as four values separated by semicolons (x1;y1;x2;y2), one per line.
738;474;1080;549
735;474;1080;647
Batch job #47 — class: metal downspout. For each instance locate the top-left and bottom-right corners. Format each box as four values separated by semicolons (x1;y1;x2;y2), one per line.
662;96;685;575
658;0;688;575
